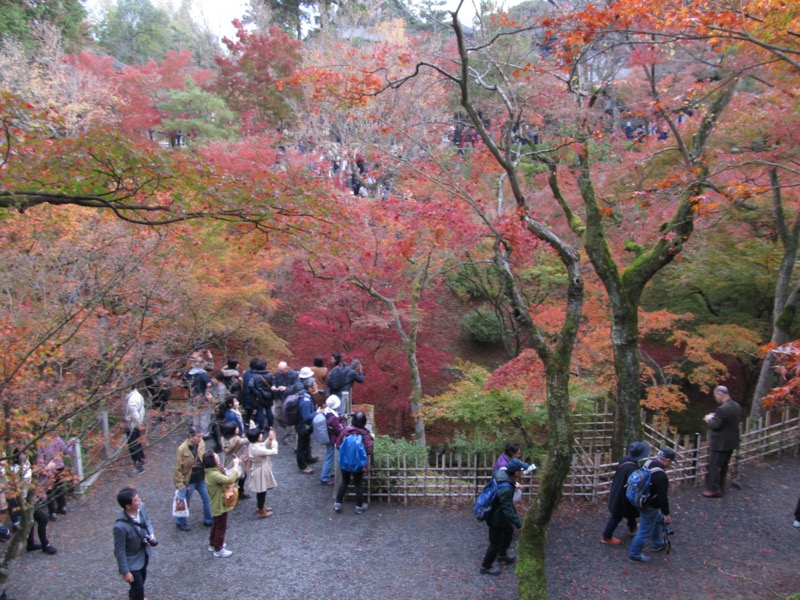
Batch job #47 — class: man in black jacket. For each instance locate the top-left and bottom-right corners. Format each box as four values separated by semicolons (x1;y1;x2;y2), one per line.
248;358;274;431
480;458;528;576
629;447;675;563
601;441;650;544
703;385;742;498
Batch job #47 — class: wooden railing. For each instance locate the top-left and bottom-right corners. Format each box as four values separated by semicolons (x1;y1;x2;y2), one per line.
357;406;800;506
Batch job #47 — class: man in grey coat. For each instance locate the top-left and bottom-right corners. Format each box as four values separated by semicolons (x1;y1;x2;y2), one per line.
113;487;156;600
703;385;742;498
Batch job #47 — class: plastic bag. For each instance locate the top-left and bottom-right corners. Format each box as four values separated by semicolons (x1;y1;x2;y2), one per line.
172;489;189;518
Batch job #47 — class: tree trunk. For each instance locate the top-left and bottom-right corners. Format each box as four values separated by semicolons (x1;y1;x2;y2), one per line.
516;363;574;599
751;169;800;418
611;310;643;454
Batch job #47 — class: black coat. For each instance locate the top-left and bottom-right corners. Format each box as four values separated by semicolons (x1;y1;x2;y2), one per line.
708;399;742;452
607;455;640;519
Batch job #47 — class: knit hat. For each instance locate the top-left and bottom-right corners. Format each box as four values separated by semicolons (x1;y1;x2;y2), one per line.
326;395;341;410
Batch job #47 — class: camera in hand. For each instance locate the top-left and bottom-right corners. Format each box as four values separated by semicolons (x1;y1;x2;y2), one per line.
663;524;675;536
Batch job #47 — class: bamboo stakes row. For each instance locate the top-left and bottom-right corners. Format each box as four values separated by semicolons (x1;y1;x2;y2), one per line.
343;407;800;506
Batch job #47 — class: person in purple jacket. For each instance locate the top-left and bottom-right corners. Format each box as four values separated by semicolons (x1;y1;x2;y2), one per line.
493;442;521;473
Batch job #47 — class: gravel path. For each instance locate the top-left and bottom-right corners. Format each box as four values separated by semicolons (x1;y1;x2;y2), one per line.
7;425;800;600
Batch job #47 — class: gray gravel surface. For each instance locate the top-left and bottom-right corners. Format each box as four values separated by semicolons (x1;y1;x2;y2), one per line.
7;424;800;600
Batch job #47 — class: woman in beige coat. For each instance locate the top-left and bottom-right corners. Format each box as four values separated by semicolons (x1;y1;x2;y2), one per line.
245;427;278;518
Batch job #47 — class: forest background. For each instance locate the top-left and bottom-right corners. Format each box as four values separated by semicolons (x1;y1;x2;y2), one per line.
1;0;799;598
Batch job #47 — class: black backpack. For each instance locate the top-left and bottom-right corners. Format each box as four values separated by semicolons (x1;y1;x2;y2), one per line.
327;366;346;392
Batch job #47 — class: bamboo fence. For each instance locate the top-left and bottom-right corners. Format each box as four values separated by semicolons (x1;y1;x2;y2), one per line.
358;405;800;506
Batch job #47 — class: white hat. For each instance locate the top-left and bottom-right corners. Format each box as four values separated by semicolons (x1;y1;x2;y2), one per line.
298;366;315;379
326;395;341;410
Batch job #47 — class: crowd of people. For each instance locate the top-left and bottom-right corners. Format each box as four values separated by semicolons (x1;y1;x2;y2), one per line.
114;349;371;599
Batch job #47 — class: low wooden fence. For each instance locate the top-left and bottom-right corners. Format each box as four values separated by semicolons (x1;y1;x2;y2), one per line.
359;406;800;506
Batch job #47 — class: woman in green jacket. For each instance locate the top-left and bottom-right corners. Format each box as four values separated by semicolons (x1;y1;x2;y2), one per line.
203;450;239;558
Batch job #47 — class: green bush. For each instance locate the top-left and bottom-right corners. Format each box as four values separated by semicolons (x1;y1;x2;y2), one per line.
461;308;504;344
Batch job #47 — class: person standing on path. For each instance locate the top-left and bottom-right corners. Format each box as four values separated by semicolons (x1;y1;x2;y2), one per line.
703;385;742;498
333;411;374;514
124;381;146;476
629;447;675;563
601;441;650;545
296;378;321;474
204;451;239;557
479;458;528;576
113;487;156;600
245;427;278;518
173;427;212;531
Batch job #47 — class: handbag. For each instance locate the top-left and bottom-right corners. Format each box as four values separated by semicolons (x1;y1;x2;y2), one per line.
223;481;239;508
172;490;189;518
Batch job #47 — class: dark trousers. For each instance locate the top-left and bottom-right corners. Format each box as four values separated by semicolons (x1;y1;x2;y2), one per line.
256;491;267;510
47;467;67;515
482;525;514;568
706;448;733;493
27;508;50;548
794;496;800;521
125;427;145;467
296;426;313;469
209;512;228;551
602;513;637;539
127;553;148;600
335;470;365;507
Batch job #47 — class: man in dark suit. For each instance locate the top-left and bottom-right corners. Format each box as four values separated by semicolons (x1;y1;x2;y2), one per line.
113;487;156;600
703;385;742;498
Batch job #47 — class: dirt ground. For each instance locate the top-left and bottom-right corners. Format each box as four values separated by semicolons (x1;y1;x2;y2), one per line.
7;425;800;600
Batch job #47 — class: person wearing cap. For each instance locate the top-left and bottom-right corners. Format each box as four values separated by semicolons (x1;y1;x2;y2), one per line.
321;395;346;485
480;458;529;576
296;378;322;474
629;447;675;563
702;385;741;498
601;441;651;545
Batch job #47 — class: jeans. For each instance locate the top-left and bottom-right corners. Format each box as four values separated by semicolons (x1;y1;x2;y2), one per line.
629;507;664;558
321;443;335;482
176;480;212;526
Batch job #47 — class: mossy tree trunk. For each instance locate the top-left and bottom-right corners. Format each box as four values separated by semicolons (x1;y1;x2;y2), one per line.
751;168;800;418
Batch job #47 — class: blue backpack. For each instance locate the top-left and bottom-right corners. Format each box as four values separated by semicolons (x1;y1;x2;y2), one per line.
338;433;368;472
473;478;513;522
625;463;663;509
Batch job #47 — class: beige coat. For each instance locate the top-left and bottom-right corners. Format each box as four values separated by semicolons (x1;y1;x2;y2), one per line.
246;439;278;493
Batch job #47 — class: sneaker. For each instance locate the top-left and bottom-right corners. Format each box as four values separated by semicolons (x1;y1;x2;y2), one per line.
42;545;57;555
26;543;42;552
333;502;342;513
213;548;233;558
652;544;668;553
300;467;314;474
208;543;227;552
793;520;800;529
629;555;652;563
480;566;501;576
628;526;639;536
600;536;622;545
176;523;190;532
701;490;722;498
56;508;67;515
48;514;57;522
320;480;334;486
355;503;369;514
307;457;319;464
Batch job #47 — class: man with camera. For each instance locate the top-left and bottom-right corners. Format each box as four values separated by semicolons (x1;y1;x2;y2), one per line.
703;385;742;498
113;487;157;600
629;447;676;563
